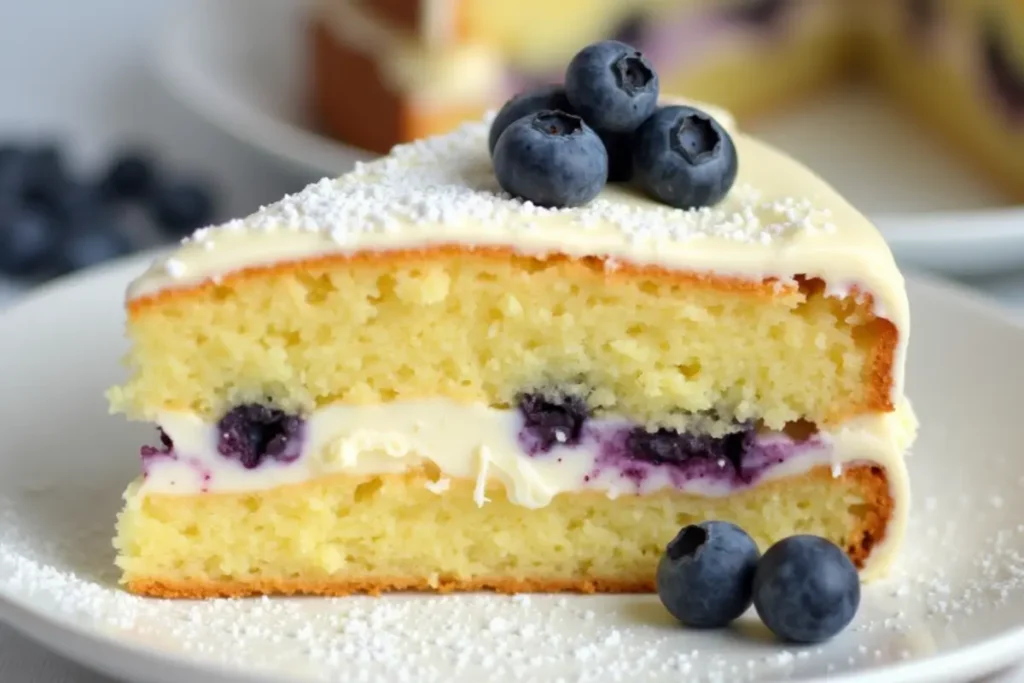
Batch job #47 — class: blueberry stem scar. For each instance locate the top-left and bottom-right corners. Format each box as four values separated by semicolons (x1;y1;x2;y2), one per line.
668;526;708;561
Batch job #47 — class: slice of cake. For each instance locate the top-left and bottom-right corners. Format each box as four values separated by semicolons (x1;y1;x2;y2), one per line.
310;0;853;154
310;0;1024;200
110;67;915;597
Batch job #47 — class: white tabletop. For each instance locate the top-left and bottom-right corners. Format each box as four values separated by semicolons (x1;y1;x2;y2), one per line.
2;1;1024;680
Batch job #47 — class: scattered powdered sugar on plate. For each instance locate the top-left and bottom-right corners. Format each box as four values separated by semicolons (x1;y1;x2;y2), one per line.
3;482;1024;683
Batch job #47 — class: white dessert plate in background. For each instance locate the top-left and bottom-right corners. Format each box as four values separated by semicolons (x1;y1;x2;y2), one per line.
153;0;1024;278
3;257;1024;683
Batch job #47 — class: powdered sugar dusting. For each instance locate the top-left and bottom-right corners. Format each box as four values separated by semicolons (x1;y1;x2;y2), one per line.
182;120;835;252
3;481;1024;683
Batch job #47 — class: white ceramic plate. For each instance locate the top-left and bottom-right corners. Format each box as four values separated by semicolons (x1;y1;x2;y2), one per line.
3;256;1024;683
153;0;1024;278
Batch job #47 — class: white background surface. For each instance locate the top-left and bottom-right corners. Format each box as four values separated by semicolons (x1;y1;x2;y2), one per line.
2;1;1024;681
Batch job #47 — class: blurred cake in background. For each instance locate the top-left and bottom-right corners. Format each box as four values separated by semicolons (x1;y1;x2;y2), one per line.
309;0;1024;199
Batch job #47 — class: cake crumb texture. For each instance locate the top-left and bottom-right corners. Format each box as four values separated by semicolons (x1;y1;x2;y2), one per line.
115;464;892;598
109;251;895;429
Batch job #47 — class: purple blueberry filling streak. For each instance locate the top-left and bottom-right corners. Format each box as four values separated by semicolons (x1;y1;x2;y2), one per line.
139;393;823;493
140;428;214;491
140;404;307;487
516;391;821;491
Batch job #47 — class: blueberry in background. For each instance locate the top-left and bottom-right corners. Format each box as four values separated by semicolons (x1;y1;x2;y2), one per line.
610;13;647;48
0;205;59;277
981;19;1024;122
493;110;608;208
726;0;791;27
100;151;156;200
565;40;659;134
488;85;575;156
633;105;738;209
21;143;67;207
44;179;105;225
0;145;28;200
52;212;133;276
753;534;860;644
149;180;215;238
656;521;761;628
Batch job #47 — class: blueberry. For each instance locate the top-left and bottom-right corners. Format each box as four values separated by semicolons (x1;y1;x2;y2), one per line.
493;111;607;208
101;151;156;200
217;404;305;469
981;21;1024;123
726;0;791;27
488;85;574;156
150;181;215;237
21;144;67;206
610;13;647;48
517;391;589;455
0;146;28;200
627;426;752;469
53;221;132;274
565;40;659;134
141;428;174;459
656;521;760;628
0;206;58;276
633;106;738;209
753;535;860;643
598;130;634;183
905;0;939;34
45;180;105;224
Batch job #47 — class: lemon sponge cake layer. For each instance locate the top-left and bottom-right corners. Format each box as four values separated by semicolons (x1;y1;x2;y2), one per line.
110;107;914;597
116;464;894;598
115;251;894;430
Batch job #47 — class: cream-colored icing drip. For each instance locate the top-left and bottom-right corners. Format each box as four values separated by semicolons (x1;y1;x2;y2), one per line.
126;102;910;397
141;399;916;579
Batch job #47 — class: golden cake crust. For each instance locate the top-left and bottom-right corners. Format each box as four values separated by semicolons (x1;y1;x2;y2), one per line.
121;463;893;599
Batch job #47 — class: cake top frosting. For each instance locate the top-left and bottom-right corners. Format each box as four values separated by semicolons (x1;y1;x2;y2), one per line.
128;101;902;310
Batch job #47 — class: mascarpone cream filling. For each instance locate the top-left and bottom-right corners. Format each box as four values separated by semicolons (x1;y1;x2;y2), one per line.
142;400;912;511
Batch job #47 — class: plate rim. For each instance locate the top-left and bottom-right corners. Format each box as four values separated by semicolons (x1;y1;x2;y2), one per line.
1;258;1024;682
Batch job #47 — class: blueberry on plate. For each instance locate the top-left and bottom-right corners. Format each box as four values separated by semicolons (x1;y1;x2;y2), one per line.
656;521;760;628
753;534;860;644
488;85;575;156
493;110;608;208
633;105;738;209
0;205;58;276
565;40;659;134
149;180;215;237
